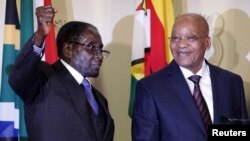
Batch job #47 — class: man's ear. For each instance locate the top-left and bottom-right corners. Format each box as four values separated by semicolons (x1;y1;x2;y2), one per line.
62;43;73;59
206;37;211;50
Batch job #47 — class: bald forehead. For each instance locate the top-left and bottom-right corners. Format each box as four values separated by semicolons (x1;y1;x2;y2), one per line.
176;13;207;25
174;13;209;35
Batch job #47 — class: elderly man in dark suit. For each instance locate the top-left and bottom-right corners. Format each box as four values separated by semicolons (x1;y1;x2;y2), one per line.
132;13;249;141
9;5;114;141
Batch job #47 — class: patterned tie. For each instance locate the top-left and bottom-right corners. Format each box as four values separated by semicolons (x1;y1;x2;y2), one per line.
188;75;212;129
81;79;99;115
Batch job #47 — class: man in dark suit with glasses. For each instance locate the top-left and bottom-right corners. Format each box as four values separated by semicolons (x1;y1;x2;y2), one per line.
9;5;114;141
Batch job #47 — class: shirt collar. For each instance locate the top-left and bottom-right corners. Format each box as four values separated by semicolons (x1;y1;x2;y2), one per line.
60;59;84;85
179;60;209;79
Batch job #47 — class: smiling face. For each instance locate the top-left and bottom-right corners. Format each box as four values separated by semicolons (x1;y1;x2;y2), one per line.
170;13;211;74
63;28;104;78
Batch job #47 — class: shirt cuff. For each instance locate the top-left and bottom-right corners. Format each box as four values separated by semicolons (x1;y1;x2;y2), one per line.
33;41;45;57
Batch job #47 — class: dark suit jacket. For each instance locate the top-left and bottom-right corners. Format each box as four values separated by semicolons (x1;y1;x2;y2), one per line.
8;37;114;141
132;60;248;141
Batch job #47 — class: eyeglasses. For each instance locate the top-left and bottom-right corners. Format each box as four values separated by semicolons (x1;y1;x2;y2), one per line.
69;41;110;58
168;35;208;43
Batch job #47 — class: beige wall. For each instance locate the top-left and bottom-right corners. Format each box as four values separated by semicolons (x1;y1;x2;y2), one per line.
52;0;250;141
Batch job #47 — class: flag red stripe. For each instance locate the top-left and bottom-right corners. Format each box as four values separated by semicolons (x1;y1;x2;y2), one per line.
44;0;51;5
44;0;58;64
145;0;166;75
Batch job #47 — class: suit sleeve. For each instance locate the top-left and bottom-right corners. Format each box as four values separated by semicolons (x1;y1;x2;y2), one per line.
132;80;160;141
8;35;44;103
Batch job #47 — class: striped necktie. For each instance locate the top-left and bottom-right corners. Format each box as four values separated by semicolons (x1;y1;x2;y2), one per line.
188;75;212;129
81;79;99;115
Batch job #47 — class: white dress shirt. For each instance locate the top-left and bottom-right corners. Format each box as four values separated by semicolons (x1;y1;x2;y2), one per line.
179;61;214;122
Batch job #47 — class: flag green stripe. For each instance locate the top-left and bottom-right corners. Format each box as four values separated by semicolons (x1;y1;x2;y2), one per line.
128;75;138;118
20;0;34;49
19;0;34;138
0;44;19;102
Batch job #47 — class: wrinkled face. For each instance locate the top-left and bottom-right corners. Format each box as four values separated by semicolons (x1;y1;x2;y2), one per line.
63;29;104;77
170;15;211;74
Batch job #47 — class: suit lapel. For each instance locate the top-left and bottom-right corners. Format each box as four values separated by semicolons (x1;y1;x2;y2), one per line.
207;63;223;123
52;61;97;139
92;87;114;140
168;61;207;135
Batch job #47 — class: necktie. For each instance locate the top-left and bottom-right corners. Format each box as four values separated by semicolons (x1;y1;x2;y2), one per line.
81;79;99;115
188;75;212;129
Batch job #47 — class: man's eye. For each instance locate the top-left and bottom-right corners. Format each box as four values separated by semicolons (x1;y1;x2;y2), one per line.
171;36;180;41
85;44;93;48
187;36;198;42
